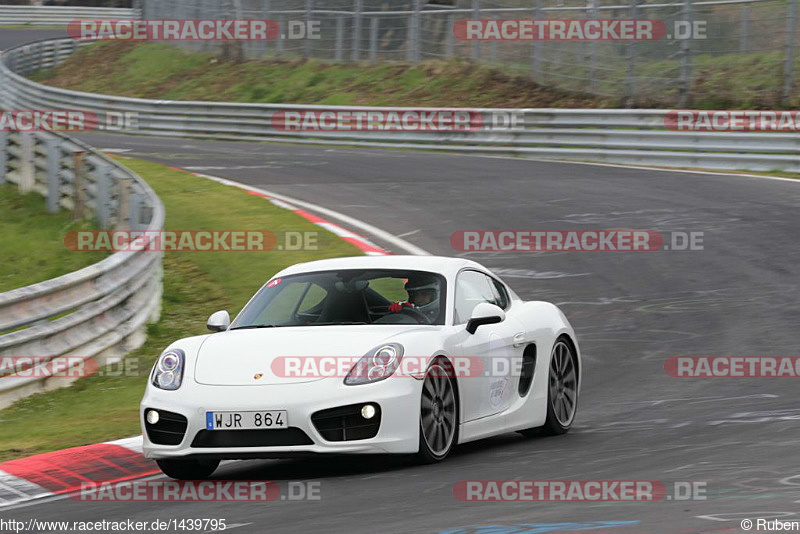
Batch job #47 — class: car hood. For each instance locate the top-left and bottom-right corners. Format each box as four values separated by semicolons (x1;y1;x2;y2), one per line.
193;325;434;386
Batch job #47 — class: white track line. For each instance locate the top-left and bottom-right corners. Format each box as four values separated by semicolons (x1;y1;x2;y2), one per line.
476;154;800;185
191;172;430;256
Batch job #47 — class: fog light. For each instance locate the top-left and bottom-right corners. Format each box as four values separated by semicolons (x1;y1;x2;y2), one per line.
146;410;159;425
361;404;376;419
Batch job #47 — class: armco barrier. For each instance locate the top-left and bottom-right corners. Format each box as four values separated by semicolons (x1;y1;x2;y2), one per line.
0;129;164;408
0;5;139;25
2;37;799;173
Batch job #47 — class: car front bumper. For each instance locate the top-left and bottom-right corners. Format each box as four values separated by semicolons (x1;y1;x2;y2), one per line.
141;376;422;459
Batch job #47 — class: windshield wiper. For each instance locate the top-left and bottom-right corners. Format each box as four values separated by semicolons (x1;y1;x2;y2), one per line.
229;324;280;330
313;322;369;326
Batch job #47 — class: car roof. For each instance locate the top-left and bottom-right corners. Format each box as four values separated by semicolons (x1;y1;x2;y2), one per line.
273;255;490;279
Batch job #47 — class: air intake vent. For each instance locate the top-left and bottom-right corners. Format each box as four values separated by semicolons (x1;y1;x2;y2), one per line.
312;403;381;441
518;345;537;397
144;409;188;446
191;428;313;448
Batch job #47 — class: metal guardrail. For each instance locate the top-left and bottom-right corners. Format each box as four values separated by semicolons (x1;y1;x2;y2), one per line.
0;5;139;25
3;37;800;173
0;82;164;408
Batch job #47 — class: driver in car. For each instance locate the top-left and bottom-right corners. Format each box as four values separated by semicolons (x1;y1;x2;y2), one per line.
388;276;440;322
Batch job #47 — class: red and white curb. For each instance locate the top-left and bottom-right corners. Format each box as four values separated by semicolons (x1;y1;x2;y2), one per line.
0;436;155;507
169;166;393;256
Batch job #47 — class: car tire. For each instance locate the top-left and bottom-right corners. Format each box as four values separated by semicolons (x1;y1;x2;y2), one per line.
519;337;578;437
156;457;220;480
417;359;459;463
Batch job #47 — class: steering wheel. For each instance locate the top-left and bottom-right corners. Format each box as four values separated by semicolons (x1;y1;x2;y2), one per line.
401;306;431;325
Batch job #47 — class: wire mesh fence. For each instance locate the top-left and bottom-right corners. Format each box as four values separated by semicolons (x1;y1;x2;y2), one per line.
140;0;799;107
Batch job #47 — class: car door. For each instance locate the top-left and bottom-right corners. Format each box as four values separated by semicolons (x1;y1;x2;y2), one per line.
452;270;521;422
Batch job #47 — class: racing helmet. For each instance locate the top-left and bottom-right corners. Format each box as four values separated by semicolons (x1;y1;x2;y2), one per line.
405;275;441;320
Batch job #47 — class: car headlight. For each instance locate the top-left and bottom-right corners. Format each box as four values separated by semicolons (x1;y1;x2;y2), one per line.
344;343;404;385
151;349;185;390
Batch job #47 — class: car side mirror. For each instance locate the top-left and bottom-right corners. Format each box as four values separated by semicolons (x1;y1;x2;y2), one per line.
207;310;230;332
466;302;505;334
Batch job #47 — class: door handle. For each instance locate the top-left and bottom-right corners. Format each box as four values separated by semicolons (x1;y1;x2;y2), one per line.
513;333;525;347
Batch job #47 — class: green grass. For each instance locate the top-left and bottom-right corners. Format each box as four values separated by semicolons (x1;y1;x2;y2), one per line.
30;41;607;108
0;157;360;462
29;40;800;109
0;185;106;293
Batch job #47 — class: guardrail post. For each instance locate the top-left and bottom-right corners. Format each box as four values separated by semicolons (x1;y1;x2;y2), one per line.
531;0;542;82
489;15;497;62
73;150;87;220
262;0;271;56
445;12;455;58
740;4;750;53
352;0;363;61
0;131;6;185
45;137;60;213
304;0;313;58
678;0;693;107
130;192;144;232
783;0;797;105
277;13;286;56
54;40;64;67
369;16;379;60
231;0;245;62
335;15;345;61
625;0;637;107
414;0;422;61
406;8;415;61
34;42;41;74
19;132;34;194
588;0;597;94
471;0;481;60
96;164;112;229
191;0;203;55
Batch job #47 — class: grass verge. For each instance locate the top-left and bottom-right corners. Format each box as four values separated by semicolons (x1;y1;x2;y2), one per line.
30;41;609;108
30;41;800;109
0;157;360;461
0;185;105;293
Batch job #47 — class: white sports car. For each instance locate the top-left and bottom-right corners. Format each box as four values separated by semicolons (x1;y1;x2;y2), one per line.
141;255;581;479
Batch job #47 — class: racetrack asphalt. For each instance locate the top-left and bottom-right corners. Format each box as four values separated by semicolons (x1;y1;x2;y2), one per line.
2;30;800;534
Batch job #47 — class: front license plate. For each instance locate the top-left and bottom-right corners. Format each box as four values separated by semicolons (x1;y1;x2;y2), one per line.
206;410;288;430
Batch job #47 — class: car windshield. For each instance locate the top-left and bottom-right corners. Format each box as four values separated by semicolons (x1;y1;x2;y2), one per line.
230;269;447;328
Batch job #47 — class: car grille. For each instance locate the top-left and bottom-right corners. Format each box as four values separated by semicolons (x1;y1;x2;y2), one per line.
311;403;381;442
191;428;314;448
144;409;188;446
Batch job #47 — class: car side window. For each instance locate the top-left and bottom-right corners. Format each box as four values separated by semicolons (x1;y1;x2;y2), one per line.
489;278;510;310
254;282;308;324
454;270;497;324
298;283;327;313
